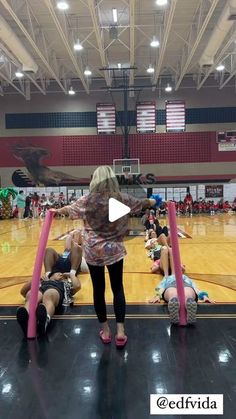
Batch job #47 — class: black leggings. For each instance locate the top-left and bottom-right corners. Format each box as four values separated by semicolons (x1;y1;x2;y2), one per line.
156;225;168;238
88;259;125;323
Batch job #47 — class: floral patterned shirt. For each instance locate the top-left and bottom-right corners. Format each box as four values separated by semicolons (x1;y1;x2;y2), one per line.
68;193;143;266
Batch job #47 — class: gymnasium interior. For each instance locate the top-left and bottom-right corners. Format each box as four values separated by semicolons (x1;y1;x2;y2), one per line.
0;0;236;418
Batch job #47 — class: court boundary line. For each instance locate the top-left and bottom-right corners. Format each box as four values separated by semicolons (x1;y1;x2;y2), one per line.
1;274;236;295
1;314;236;320
0;220;40;236
1;301;236;307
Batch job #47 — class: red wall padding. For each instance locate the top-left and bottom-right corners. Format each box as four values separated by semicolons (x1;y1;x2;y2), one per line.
62;135;123;165
0;132;236;167
129;132;212;164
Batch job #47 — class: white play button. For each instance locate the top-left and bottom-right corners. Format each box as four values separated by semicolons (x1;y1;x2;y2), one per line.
108;198;130;222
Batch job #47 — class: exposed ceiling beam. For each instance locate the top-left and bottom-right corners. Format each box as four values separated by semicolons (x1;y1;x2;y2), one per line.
0;41;46;95
43;0;89;94
104;27;128;52
0;0;67;94
0;71;26;97
26;73;46;95
153;0;177;86
87;0;111;86
129;0;135;86
220;63;236;89
175;0;220;90
197;24;236;89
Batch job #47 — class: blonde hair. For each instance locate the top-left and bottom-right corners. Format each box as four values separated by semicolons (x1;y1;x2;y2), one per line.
89;165;120;194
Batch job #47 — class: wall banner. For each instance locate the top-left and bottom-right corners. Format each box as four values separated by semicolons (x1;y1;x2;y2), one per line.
205;185;223;198
218;142;236;151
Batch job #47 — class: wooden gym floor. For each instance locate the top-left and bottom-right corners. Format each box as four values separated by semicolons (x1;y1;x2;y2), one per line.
0;213;236;306
2;214;236;419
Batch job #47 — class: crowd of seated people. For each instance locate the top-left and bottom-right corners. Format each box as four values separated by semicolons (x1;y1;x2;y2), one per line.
6;188;236;221
155;198;235;216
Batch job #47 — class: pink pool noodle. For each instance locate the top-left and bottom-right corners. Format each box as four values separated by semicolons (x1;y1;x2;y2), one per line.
27;210;54;338
167;201;187;326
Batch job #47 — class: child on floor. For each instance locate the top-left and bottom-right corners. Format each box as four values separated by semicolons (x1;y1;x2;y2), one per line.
64;229;89;273
149;274;213;324
16;271;81;337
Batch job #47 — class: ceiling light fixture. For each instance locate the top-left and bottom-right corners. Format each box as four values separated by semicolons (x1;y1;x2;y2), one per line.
147;65;155;74
84;67;92;76
15;71;24;78
156;0;168;6
150;37;160;48
216;64;225;71
118;63;122;69
165;84;172;92
68;86;75;95
57;1;69;10
74;40;83;51
112;8;118;23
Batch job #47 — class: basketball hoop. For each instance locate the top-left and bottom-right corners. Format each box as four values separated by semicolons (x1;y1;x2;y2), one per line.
113;158;140;176
121;168;129;182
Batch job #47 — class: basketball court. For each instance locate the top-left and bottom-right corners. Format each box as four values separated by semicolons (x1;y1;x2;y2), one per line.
1;0;236;417
1;213;236;418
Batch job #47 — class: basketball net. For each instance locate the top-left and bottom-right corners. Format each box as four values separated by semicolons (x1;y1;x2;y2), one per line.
123;169;130;180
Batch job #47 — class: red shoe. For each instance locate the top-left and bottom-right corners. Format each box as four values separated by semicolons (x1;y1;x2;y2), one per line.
115;335;128;348
99;330;112;344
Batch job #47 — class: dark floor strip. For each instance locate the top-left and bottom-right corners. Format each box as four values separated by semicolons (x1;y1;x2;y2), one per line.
1;303;235;317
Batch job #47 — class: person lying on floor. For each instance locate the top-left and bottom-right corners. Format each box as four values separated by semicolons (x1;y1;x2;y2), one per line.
149;274;213;324
146;230;185;278
16;271;81;337
145;227;170;249
150;245;186;278
64;229;89;273
44;233;82;287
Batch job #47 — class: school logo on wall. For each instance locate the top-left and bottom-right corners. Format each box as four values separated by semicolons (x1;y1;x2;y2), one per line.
116;173;157;185
10;144;159;187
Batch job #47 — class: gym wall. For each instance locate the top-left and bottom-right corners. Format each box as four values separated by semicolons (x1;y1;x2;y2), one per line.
0;87;236;187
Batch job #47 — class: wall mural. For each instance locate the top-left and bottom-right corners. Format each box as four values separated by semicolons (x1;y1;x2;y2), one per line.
12;145;83;187
0;135;235;187
10;145;158;187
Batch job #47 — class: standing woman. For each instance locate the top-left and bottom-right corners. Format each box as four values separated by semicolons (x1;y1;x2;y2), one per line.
55;166;158;347
32;192;40;218
16;190;26;219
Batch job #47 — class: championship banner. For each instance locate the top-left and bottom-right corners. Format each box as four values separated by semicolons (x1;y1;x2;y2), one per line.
137;102;156;133
166;100;185;132
218;142;236;151
97;103;116;134
205;185;223;198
